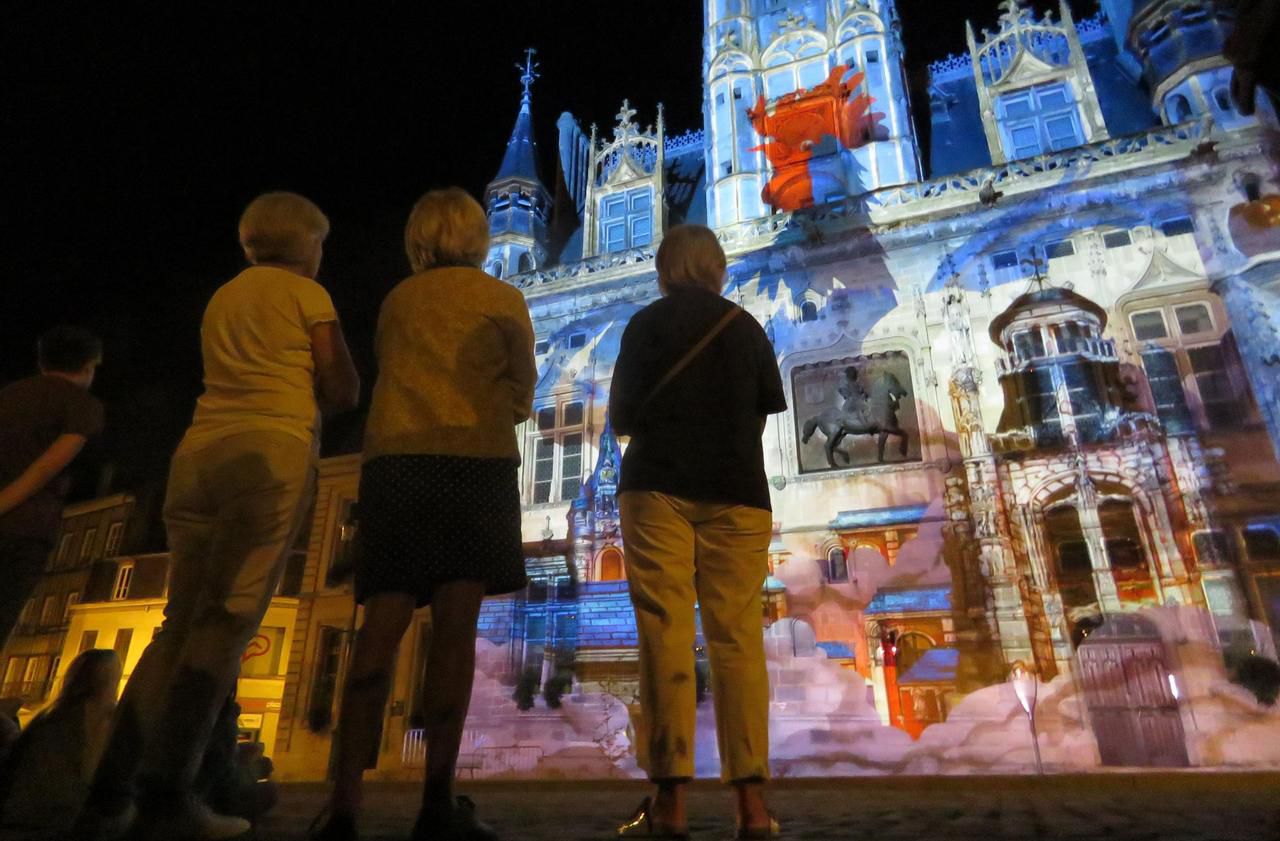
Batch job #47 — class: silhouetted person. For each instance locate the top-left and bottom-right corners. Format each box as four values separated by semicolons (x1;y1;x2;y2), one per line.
610;225;787;840
311;188;534;841
0;325;103;653
0;648;121;834
76;191;359;841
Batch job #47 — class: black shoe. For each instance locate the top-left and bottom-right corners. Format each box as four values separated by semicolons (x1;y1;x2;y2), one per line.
308;808;358;841
615;798;690;840
411;796;499;841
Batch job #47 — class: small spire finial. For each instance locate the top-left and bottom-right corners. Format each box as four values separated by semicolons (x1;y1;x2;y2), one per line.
517;47;540;104
616;100;637;127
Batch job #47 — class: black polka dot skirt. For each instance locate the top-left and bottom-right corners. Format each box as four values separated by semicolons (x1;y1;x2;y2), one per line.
354;455;528;607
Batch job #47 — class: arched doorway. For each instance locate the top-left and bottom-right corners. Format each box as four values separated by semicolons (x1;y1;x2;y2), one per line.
1077;614;1189;767
596;546;624;581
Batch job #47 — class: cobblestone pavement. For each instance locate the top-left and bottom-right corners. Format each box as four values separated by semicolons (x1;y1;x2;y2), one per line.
256;774;1280;841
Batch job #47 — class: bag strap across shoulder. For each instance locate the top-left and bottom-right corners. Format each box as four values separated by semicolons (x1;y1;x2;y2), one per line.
639;305;742;414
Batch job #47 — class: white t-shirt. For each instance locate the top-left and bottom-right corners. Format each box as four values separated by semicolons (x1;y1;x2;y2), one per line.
183;265;337;451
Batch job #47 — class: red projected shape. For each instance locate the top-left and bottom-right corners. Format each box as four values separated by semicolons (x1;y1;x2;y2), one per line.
747;64;885;213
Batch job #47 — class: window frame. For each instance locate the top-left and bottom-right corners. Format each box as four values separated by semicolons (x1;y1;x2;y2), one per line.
104;521;125;558
80;527;98;563
996;81;1085;160
1128;296;1250;433
1130;309;1170;341
111;561;135;601
1174;303;1214;338
527;398;588;505
598;186;654;254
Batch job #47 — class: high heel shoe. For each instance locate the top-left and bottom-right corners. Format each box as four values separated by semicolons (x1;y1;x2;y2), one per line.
616;797;691;839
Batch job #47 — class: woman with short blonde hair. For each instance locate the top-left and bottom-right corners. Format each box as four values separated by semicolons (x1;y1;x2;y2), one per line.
238;191;330;268
403;187;491;271
611;224;785;839
313;187;536;841
654;223;727;295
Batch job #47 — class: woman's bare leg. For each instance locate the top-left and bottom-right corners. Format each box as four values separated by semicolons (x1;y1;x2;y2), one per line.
651;779;688;828
327;592;416;818
733;779;771;831
419;578;486;816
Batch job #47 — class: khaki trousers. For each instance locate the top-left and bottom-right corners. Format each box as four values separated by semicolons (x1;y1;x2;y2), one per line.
92;430;316;800
620;490;772;782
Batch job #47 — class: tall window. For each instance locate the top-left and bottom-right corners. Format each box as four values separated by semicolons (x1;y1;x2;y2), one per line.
325;500;359;588
57;533;74;566
80;527;98;562
104;522;125;558
307;626;344;732
112;561;134;601
598;187;653;253
63;592;80;623
826;547;849;582
997;82;1084;160
40;595;57;627
1131;298;1246;432
112;628;134;667
530;401;585;504
1140;348;1194;434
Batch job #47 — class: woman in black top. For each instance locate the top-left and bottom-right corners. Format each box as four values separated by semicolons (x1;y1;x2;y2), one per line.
610;224;786;840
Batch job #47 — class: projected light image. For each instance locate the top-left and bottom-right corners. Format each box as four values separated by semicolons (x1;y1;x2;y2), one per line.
38;1;1278;788
748;63;887;212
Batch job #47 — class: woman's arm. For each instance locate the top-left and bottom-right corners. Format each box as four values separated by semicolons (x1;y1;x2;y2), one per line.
609;318;647;437
312;320;361;414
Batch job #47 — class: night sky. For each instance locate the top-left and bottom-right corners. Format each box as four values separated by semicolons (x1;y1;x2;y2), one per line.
2;0;1099;504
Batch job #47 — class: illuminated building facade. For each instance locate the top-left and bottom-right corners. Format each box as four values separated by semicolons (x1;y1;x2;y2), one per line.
1;494;137;719
273;0;1280;780
0;494;306;753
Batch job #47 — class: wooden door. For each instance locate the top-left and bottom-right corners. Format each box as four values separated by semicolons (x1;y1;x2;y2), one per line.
1078;638;1189;767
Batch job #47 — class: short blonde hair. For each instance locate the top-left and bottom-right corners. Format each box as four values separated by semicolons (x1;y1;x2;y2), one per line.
238;191;329;265
404;187;490;273
656;224;726;295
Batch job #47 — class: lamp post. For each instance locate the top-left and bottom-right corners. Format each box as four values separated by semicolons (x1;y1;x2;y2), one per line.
1010;660;1042;774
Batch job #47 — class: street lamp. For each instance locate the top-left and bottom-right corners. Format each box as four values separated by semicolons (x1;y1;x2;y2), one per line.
1009;660;1043;774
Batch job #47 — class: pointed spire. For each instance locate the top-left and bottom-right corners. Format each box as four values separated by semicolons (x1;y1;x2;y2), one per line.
494;47;542;183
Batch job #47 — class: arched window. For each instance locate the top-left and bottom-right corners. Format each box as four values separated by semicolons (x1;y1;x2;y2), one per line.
489;261;503;279
1213;87;1232;112
517;252;534;273
827;546;848;582
1168;94;1193;123
895;632;934;675
800;300;819;322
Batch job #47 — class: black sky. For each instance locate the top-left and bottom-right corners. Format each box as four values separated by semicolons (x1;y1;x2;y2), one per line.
1;0;1098;497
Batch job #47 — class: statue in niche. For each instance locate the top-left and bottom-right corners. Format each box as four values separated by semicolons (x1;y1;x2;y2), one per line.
801;364;911;466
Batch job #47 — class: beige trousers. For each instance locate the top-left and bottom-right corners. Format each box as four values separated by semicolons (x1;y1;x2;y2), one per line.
92;430;316;798
619;490;772;782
